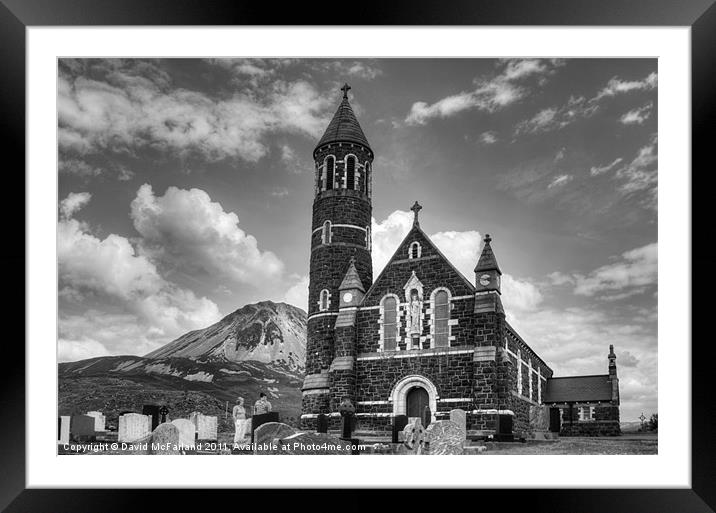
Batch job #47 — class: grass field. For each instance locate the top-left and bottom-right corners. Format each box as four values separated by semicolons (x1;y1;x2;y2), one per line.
482;435;657;455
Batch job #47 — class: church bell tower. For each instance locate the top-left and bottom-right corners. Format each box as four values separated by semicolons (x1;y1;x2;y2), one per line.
301;84;374;426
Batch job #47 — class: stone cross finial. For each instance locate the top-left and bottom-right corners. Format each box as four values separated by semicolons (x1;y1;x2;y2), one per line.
484;233;492;244
341;83;351;99
411;201;422;226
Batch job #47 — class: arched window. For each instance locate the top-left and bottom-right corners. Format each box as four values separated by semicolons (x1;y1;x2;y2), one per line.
346;156;356;190
321;220;332;244
319;289;331;311
382;296;398;351
325;156;335;190
433;290;449;347
409;241;421;259
364;161;371;194
365;225;371;249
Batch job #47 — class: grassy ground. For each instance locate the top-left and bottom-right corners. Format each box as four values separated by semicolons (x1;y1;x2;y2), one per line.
482;435;657;455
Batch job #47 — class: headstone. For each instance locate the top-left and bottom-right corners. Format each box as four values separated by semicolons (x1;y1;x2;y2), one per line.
142;404;161;430
392;415;409;443
339;398;357;439
316;414;328;433
251;412;279;443
253;422;297;453
171;419;196;448
159;406;169;424
422;405;432;428
189;413;218;440
86;411;106;431
449;409;467;440
150;423;180;455
266;432;353;455
118;413;152;442
57;416;70;444
402;418;427;454
70;414;96;442
425;420;464;455
529;405;550;431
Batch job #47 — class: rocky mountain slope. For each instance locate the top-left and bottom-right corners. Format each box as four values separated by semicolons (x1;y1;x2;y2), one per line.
145;301;306;373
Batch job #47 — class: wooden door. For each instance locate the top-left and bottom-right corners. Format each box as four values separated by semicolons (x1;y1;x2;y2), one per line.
406;387;429;418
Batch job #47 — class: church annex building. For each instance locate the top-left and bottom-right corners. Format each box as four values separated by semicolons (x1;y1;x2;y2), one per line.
300;85;621;438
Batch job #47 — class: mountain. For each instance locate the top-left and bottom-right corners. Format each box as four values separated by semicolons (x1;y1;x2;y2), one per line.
58;301;307;428
145;301;306;373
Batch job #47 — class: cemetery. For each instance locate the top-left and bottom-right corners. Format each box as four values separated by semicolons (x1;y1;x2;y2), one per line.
57;401;656;455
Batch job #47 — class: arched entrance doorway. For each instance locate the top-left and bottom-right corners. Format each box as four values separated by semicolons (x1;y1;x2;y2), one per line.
406;387;429;418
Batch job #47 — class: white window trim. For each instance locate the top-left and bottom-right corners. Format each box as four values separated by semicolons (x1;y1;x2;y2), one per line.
324;155;336;191
378;293;401;352
516;349;523;394
579;406;595;422
429;287;452;349
318;289;331;312
321;220;332;245
408;241;422;259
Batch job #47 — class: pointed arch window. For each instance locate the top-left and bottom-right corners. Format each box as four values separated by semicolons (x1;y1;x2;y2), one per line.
321;220;332;244
382;296;398;351
433;290;449;347
365;225;371;249
346;155;356;190
319;289;331;311
325;156;335;190
409;241;422;259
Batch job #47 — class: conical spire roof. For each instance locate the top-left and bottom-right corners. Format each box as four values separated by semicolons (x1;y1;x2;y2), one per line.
315;84;371;151
474;234;502;274
339;257;365;292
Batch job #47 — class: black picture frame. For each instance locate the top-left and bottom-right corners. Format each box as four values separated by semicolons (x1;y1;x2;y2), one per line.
2;0;712;511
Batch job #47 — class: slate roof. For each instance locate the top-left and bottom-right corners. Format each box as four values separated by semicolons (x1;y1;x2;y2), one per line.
474;237;501;273
339;259;365;292
543;375;613;403
315;95;371;150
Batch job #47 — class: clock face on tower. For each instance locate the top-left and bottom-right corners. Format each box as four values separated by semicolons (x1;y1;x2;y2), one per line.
342;292;354;304
479;274;491;286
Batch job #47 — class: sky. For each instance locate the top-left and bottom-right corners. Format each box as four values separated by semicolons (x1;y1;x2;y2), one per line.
57;58;658;421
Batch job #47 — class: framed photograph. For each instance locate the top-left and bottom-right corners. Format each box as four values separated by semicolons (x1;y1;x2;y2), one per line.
4;0;712;510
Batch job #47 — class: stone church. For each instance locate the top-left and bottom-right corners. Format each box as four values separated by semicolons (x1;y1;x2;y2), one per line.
300;84;621;437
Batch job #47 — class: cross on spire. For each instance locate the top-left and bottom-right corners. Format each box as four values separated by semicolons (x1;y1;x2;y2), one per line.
411;201;422;226
484;233;492;244
341;83;351;99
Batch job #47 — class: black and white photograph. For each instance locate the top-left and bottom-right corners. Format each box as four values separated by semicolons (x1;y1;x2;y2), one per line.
56;57;659;456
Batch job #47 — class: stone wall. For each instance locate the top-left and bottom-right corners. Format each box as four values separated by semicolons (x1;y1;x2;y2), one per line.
558;404;621;436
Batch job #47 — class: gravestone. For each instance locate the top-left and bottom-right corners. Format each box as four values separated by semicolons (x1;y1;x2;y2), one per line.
251;412;279;443
150;423;180;455
118;413;152;442
86;411;106;431
316;414;328;434
339;398;357;439
449;409;467;440
392;415;409;443
171;419;196;448
159;405;169;424
142;404;161;430
266;432;353;455
70;414;96;442
425;420;464;455
402;419;427;454
253;422;297;454
189;412;218;440
57;416;70;444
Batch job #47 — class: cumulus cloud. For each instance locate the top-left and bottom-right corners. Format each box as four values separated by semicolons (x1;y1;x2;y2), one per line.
615;135;658;201
371;210;414;275
58;192;221;360
130;184;285;288
619;102;653;125
58;59;333;162
405;59;563;125
60;191;92;218
594;72;658;101
479;131;498;144
283;274;309;312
